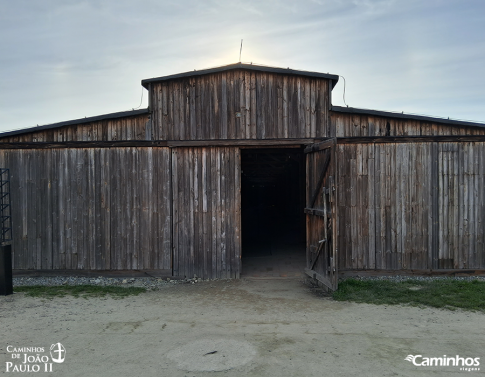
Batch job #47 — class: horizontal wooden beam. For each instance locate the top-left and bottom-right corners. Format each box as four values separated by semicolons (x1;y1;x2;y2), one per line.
336;135;485;144
0;138;318;149
0;141;169;149
3;135;485;150
304;208;329;217
168;138;316;147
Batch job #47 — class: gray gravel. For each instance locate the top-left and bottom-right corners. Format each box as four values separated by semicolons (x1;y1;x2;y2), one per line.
12;274;485;290
12;276;205;290
340;275;485;282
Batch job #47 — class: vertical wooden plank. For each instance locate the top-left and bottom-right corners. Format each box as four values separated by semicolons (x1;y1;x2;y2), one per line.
238;71;247;140
244;71;251;139
220;148;227;278
77;148;86;269
276;75;283;139
384;145;392;269
282;76;289;139
172;148;180;276
250;72;257;139
43;149;53;269
221;72;229;139
225;148;234;278
350;154;357;269
297;77;303;138
256;73;265;139
124;148;132;269
324;80;330;138
303;78;310;138
110;148;119;269
438;143;445;267
310;79;316;138
201;148;209;278
429;142;439;269
169;82;178;140
211;148;218;277
87;148;96;269
479;143;485;268
234;71;242;139
162;148;172;270
132;148;140;269
183;148;192;277
367;145;376;269
451;144;459;268
191;148;198;278
267;73;275;139
374;144;382;269
58;149;67;269
50;149;60;270
65;149;75;269
197;147;205;277
460;143;467;268
205;148;214;278
467;143;475;267
99;148;110;269
138;148;148;269
24;151;34;268
234;147;241;278
397;143;406;269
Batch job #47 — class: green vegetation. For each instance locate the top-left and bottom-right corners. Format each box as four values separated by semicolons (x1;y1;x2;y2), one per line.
15;285;146;299
333;278;485;312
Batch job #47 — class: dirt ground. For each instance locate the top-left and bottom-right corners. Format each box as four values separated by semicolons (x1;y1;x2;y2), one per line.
1;278;484;376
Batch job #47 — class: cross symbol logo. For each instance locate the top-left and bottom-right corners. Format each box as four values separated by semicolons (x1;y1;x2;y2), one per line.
50;343;66;363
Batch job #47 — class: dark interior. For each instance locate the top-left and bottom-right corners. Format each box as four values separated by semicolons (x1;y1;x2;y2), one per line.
241;148;306;266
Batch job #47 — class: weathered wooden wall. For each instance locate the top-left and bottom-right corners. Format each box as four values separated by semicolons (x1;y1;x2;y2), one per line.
0;147;172;271
150;70;332;140
0;113;150;143
331;112;485;137
438;142;485;268
337;141;485;270
172;147;241;279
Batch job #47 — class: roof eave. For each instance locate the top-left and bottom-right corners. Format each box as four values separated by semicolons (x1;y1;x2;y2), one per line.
0;108;149;139
141;62;339;89
331;106;485;129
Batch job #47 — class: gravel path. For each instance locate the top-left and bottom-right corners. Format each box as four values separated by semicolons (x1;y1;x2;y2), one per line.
2;278;484;377
12;274;485;290
12;276;203;290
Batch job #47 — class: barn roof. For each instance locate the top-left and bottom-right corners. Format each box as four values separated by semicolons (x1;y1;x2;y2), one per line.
331;106;485;129
141;62;340;89
0;109;149;138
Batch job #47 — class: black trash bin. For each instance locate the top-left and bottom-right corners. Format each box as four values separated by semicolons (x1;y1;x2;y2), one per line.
0;244;13;295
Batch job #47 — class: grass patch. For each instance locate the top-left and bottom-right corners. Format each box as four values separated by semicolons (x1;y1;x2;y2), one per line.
333;278;485;312
15;285;146;299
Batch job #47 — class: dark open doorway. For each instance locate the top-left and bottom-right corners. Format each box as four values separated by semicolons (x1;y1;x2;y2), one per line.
241;147;306;277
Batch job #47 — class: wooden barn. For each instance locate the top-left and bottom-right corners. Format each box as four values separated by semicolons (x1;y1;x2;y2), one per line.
1;62;485;290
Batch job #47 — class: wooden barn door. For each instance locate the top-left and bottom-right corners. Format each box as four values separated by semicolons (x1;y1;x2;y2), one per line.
304;138;338;291
171;147;241;280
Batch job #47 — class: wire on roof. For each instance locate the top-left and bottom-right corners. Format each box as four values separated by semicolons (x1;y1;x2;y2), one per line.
132;87;144;110
339;75;348;107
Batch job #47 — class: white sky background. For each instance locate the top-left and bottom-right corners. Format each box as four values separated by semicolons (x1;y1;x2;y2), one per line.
1;0;484;132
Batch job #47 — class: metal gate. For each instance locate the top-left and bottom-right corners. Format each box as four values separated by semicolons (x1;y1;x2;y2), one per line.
304;139;338;291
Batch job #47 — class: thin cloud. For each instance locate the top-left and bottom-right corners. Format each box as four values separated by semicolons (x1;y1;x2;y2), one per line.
0;0;484;132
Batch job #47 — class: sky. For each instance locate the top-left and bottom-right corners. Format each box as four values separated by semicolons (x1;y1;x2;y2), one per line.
1;0;484;133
